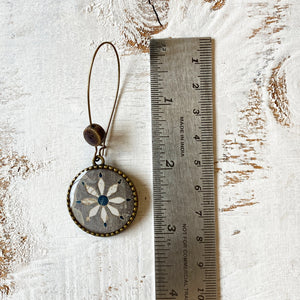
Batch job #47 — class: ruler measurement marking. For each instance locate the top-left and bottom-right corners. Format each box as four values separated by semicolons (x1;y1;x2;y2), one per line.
151;38;217;300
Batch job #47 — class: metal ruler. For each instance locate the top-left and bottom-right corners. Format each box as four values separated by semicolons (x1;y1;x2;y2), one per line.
150;38;217;300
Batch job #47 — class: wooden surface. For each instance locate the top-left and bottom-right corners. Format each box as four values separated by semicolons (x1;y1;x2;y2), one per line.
1;0;300;299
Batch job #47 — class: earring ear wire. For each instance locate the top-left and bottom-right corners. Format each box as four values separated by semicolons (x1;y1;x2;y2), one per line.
84;42;121;164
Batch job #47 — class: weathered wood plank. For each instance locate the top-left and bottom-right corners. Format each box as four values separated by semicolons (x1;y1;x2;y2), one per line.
0;0;299;299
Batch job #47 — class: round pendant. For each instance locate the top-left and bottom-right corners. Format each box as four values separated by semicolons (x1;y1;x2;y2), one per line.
67;165;138;237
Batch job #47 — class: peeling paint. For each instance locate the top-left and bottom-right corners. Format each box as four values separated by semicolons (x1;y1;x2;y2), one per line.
221;191;258;212
219;88;265;212
87;0;169;53
219;0;290;214
221;89;266;188
123;1;169;53
232;230;241;236
246;2;292;129
203;0;225;11
221;201;258;212
268;57;291;126
249;3;289;40
247;1;290;90
0;147;42;296
148;0;163;26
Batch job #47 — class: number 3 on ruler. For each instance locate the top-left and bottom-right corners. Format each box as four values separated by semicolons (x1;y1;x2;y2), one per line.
167;224;176;232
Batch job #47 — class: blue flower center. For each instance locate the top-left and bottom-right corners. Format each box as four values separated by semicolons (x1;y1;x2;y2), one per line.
98;195;109;206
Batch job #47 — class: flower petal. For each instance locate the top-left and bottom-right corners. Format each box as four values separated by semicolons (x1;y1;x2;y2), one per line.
101;207;108;223
84;184;99;197
89;205;100;218
98;178;105;195
107;184;118;197
109;197;125;204
107;204;120;216
81;198;97;205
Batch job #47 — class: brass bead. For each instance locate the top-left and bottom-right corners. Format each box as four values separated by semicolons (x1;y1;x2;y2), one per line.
83;123;105;146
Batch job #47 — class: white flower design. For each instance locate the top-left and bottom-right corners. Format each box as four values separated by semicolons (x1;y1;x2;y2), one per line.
79;175;126;227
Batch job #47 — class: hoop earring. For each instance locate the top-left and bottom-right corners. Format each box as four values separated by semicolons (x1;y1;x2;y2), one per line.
67;42;138;237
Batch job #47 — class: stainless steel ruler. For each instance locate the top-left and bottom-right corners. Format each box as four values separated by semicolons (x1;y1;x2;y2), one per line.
150;38;217;300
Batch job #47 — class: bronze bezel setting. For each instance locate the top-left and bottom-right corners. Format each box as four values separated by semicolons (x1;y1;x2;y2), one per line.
67;164;138;237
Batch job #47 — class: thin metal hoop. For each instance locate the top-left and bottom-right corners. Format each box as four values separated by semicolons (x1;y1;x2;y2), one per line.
87;42;120;149
93;154;105;166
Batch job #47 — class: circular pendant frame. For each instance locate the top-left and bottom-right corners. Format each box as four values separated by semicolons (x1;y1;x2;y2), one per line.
67;164;138;237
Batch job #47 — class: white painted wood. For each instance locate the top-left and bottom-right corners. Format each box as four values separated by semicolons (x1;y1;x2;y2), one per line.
0;0;299;299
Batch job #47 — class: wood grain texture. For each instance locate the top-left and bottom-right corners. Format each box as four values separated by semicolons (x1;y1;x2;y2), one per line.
268;57;291;126
0;0;300;299
86;0;169;53
203;0;226;11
